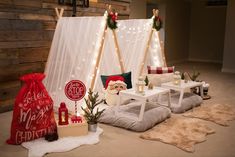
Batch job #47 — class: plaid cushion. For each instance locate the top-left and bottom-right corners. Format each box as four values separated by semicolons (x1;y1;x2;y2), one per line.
147;66;174;74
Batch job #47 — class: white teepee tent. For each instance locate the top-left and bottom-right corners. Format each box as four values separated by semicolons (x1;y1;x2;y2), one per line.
44;11;165;113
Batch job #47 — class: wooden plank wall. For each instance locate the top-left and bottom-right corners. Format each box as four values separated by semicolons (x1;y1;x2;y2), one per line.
0;0;131;113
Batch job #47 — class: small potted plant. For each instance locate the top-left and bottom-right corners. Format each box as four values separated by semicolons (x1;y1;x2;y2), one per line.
188;69;201;94
81;88;105;132
188;69;200;82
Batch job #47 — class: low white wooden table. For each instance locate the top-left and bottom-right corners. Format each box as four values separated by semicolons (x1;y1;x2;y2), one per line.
117;87;171;121
161;80;203;108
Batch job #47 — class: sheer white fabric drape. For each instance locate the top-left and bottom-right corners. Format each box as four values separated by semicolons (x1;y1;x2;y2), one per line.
44;16;106;112
44;16;164;112
94;18;164;92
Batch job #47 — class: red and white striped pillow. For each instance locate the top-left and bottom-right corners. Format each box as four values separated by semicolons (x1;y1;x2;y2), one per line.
147;66;175;74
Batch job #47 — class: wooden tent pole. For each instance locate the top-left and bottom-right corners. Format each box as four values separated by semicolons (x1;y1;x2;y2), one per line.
90;24;107;90
55;8;64;20
90;27;107;90
138;9;158;77
157;31;167;66
139;9;167;76
44;8;64;72
112;30;125;73
154;9;166;66
138;29;154;77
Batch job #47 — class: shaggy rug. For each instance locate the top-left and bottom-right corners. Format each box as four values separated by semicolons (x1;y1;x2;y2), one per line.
140;116;215;152
22;128;103;157
183;104;235;126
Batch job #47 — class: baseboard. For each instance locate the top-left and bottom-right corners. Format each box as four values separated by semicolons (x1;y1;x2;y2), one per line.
188;58;222;64
221;68;235;73
167;59;187;65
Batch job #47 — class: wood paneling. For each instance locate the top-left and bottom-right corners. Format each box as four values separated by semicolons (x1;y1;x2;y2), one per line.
0;0;131;113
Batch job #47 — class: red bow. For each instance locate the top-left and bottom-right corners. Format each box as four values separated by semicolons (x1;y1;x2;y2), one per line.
155;16;161;21
110;12;117;21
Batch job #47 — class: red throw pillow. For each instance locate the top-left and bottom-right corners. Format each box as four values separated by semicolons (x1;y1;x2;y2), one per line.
6;73;57;145
147;66;174;74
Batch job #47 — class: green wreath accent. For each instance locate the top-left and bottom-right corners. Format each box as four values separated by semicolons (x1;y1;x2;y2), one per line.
107;13;118;30
153;16;162;31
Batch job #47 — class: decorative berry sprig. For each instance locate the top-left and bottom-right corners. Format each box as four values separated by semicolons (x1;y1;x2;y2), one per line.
152;9;162;31
107;11;118;30
153;15;162;31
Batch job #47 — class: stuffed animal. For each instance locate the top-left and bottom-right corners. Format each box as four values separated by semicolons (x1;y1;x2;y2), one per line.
104;76;127;106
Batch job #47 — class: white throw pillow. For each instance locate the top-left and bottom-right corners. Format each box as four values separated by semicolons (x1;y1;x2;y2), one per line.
147;73;174;87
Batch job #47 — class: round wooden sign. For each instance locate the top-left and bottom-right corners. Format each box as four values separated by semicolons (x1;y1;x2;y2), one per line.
64;80;86;101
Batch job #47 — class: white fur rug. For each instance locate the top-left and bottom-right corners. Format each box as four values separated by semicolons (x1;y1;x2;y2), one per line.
22;128;103;157
140;116;215;152
183;104;235;126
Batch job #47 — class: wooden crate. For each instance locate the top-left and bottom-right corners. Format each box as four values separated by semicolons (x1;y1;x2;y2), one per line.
57;121;88;138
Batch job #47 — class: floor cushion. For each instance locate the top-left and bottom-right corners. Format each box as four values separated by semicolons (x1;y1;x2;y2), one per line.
156;92;203;113
98;101;171;132
170;92;203;113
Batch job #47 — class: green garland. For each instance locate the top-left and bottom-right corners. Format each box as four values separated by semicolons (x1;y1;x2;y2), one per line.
153;16;162;31
107;13;118;30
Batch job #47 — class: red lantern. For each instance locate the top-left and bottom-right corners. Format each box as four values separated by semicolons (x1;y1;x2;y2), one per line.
58;102;69;125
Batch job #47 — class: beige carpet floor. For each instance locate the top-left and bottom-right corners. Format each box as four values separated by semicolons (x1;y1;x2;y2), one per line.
1;62;235;157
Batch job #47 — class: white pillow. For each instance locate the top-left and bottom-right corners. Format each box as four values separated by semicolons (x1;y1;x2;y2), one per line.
147;73;174;87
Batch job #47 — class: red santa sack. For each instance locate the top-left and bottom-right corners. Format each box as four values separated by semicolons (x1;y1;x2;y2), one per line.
6;73;57;145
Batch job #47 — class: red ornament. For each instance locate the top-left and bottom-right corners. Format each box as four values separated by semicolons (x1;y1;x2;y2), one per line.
58;102;69;125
